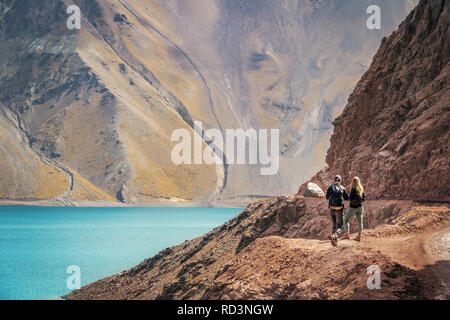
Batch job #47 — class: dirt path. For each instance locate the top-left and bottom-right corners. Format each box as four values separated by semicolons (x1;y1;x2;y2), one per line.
213;204;450;300
353;205;450;299
0;103;75;205
423;227;450;299
15;113;76;206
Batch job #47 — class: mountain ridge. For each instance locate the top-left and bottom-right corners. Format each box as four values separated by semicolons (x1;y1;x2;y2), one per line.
0;0;416;204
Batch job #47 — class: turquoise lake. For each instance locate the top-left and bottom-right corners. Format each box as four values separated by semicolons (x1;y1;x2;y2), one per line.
0;206;242;300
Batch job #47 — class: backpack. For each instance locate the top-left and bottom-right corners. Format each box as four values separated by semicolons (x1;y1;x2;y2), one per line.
329;185;344;208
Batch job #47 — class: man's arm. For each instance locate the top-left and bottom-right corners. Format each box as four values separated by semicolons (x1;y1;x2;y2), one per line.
326;186;331;200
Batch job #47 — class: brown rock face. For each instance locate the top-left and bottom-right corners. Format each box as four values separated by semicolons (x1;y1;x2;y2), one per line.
65;196;333;300
302;0;449;202
64;195;450;300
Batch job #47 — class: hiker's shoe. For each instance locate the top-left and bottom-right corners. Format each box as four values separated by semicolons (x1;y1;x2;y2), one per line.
354;234;361;242
329;235;337;247
341;233;350;240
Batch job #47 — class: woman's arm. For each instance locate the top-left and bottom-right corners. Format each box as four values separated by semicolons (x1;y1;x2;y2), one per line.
343;188;349;201
348;189;353;201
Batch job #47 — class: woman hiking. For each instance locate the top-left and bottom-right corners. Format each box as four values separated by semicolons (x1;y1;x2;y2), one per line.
342;177;365;242
326;175;349;247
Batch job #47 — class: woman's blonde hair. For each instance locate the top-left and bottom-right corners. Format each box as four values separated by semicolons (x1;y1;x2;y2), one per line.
351;177;364;197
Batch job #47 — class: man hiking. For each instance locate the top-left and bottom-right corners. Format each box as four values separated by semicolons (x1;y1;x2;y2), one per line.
326;175;349;247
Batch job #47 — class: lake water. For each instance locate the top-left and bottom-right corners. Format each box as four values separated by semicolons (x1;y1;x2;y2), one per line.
0;206;241;300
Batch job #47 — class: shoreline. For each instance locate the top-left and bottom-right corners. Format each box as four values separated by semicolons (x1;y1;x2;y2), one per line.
2;197;448;209
0;199;259;208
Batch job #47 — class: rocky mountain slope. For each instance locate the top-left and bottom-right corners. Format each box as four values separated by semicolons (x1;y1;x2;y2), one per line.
65;0;449;300
65;196;450;300
299;0;449;202
0;0;416;204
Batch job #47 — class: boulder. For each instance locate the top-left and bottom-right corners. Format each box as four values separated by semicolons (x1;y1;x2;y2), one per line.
303;182;325;198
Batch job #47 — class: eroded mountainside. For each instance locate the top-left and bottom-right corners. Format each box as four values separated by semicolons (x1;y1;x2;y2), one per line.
300;0;449;202
0;0;415;203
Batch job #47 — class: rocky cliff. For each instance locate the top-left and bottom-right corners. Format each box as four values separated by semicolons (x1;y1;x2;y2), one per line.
0;0;415;203
300;0;449;202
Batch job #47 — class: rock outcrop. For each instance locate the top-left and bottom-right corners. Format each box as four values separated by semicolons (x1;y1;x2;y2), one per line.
300;0;450;202
303;182;325;198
